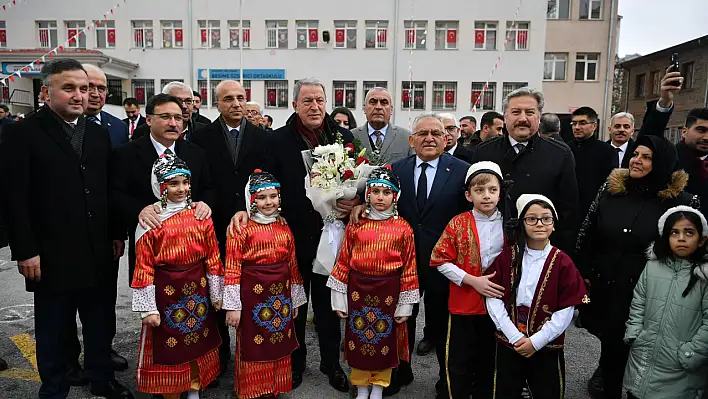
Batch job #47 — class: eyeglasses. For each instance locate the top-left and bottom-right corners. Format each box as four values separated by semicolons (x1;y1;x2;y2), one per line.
444;126;458;132
88;84;107;94
152;113;185;122
246;110;261;115
414;129;444;138
523;216;554;226
177;98;193;105
570;120;595;127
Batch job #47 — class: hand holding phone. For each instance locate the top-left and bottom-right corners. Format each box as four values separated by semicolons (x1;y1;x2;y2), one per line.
668;53;681;87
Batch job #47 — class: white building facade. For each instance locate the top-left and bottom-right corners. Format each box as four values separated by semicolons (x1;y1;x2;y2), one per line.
0;0;547;128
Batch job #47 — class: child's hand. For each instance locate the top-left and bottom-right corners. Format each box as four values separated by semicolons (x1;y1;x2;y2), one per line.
226;310;241;328
462;272;505;298
293;306;299;319
336;311;348;319
142;314;161;327
514;336;537;358
395;316;408;324
213;301;222;312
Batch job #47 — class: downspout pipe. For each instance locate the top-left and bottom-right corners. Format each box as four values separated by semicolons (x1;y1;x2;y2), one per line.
188;0;195;89
602;0;618;139
392;0;399;123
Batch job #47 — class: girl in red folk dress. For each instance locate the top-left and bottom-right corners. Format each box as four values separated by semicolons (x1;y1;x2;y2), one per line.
131;154;224;399
222;169;307;399
327;166;419;399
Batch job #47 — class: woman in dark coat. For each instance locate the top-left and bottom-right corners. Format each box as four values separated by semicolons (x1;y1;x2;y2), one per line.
575;135;700;399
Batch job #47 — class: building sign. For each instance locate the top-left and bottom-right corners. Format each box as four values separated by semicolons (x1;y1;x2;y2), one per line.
2;62;41;76
197;69;286;80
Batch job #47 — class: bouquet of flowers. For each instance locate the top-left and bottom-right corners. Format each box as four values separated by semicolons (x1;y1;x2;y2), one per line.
303;136;377;276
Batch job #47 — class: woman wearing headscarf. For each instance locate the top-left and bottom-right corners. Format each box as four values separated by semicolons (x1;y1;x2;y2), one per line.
575;135;701;399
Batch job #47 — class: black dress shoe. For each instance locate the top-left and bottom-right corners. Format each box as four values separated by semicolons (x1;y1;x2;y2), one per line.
90;379;135;399
416;338;434;356
66;362;88;387
587;366;604;398
110;349;129;371
383;362;414;396
327;366;349;393
292;371;303;390
0;357;7;371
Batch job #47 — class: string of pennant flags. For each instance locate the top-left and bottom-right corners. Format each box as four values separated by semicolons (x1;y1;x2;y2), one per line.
0;0;26;13
0;0;129;86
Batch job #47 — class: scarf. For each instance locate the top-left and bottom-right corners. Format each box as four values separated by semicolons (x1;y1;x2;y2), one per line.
367;205;395;221
295;115;326;149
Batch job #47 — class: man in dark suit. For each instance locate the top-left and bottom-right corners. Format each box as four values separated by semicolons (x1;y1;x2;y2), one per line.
607;112;637;168
540;112;566;142
0;59;133;399
82;65;128;149
471;87;579;254
122;97;147;140
441;112;473;163
131;82;205;142
192;80;268;374
192;90;212;125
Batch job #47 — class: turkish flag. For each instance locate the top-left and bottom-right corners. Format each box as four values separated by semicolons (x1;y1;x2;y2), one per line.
475;30;485;45
517;30;528;48
68;29;77;44
406;29;415;43
308;29;318;43
107;29;116;43
200;29;207;43
335;29;344;44
134;30;143;44
447;30;457;44
135;88;145;102
445;90;455;104
243;29;250;43
175;28;183;42
200;87;207;101
0;30;6;43
267;89;276;104
377;29;387;43
245;88;251;101
402;90;411;102
335;89;344;103
471;91;481;105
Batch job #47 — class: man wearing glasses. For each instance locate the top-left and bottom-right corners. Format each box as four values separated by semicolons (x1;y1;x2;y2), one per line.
82;64;128;148
131;82;207;142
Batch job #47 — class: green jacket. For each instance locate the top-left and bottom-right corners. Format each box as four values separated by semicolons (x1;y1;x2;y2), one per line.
623;253;708;399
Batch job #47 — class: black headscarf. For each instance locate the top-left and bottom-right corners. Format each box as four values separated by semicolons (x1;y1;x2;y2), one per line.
630;135;679;194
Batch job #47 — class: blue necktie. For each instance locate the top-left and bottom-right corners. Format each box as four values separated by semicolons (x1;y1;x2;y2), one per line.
417;162;429;212
230;128;239;140
87;115;100;125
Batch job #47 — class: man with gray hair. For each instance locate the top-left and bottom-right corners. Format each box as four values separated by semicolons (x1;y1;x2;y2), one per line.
539;112;564;142
440;112;473;163
131;81;207;141
244;100;262;125
470;87;578;252
607;111;636;167
350;87;412;163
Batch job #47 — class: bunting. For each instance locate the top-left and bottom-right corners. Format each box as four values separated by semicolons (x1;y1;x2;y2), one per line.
0;0;27;14
0;0;129;86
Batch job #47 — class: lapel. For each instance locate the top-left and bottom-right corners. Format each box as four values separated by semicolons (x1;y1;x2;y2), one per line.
135;135;159;171
399;156;418;216
422;153;453;217
380;125;398;154
355;126;373;153
175;139;192;162
99;111;111;131
235;122;254;169
36;108;80;161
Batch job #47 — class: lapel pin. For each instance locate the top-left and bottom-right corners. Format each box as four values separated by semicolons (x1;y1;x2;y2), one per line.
446;168;450;172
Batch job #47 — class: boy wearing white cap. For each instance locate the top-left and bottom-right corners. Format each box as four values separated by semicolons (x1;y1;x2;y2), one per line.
430;161;508;399
484;194;587;398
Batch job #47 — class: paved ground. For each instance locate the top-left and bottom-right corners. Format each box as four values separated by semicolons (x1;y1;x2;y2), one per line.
0;247;601;398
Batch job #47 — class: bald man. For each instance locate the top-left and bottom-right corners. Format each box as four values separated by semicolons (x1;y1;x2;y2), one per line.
82;64;128;148
191;80;269;374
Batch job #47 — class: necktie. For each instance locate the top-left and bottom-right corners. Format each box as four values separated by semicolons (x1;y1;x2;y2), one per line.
615;147;622;153
164;148;174;156
87;115;100;125
230;128;240;140
417;162;429;212
514;143;526;154
374;131;383;150
130;121;135;136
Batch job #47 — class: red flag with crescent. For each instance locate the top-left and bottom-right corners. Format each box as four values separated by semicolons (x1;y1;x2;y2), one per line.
377;29;387;43
402;90;411;102
0;30;6;43
200;87;207;101
68;29;77;44
335;89;344;103
406;29;415;44
475;30;485;45
445;90;455;104
200;29;207;43
243;29;250;43
267;89;276;104
447;30;456;44
335;29;344;44
174;29;182;42
308;29;318;43
108;29;116;43
135;87;145;102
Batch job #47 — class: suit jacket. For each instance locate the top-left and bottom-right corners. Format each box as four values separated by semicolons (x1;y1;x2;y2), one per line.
109;135;215;284
606;138;636;169
568;135;617;226
0;107;115;292
131;119;206;142
392;153;471;287
193;112;211;125
471;134;579;253
351;123;413;164
450;144;473;163
123;115;147;138
191;118;269;255
96;111;128;148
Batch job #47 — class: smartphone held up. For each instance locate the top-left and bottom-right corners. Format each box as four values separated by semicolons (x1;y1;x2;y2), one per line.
668;53;682;87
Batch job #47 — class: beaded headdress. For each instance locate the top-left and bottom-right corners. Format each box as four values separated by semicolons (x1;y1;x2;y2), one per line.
151;153;192;209
365;165;401;218
246;169;281;215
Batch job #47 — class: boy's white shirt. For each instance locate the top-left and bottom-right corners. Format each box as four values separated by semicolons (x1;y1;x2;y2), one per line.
485;242;575;351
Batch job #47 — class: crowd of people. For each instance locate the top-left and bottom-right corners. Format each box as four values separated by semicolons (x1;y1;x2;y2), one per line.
0;57;707;399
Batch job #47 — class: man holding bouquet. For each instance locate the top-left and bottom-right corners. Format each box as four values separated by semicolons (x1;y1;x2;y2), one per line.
229;78;357;393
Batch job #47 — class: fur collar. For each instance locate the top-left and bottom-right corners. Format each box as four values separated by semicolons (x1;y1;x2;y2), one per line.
646;244;708;281
607;168;689;200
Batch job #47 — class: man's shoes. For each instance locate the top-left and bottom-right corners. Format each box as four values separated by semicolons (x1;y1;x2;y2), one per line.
326;365;349;393
90;379;135;399
110;349;129;371
0;357;7;371
292;371;303;390
587;366;604;398
416;338;434;356
219;352;230;376
382;362;414;396
66;362;89;387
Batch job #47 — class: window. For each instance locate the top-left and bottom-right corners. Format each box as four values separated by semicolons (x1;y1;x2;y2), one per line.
544;53;567;81
435;21;458;50
365;21;388;49
96;20;116;49
433;82;457;110
635;74;646;98
199;20;221;48
266;20;288;49
228;20;250;48
402;81;426;110
471;82;496;110
132;79;155;105
650;70;661;95
37;21;58;48
65;21;86;49
474;22;497;50
106;79;123;106
575;53;599;81
161;21;183;48
160;79;183;90
363;81;387;108
198;80;246;105
334;21;356;49
296;20;319;49
682;62;695;89
332;81;357;109
505;22;529;51
132;21;153;48
547;0;570;19
502;82;528;98
265;81;288;108
0;21;7;48
579;0;602;20
404;20;427;50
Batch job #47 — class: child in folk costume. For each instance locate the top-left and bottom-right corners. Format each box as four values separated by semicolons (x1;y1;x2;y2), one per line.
623;206;708;399
222;169;307;399
131;154;224;399
485;194;587;399
327;166;420;399
430;161;509;399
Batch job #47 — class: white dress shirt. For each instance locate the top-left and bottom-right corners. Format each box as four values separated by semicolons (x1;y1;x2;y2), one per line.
149;133;176;156
413;156;439;198
610;141;629;166
447;142;458;155
508;136;528;154
368;123;389;142
438;209;504;286
486;242;575;350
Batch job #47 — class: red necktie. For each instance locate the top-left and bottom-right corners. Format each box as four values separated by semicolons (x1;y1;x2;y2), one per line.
130;121;135;136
